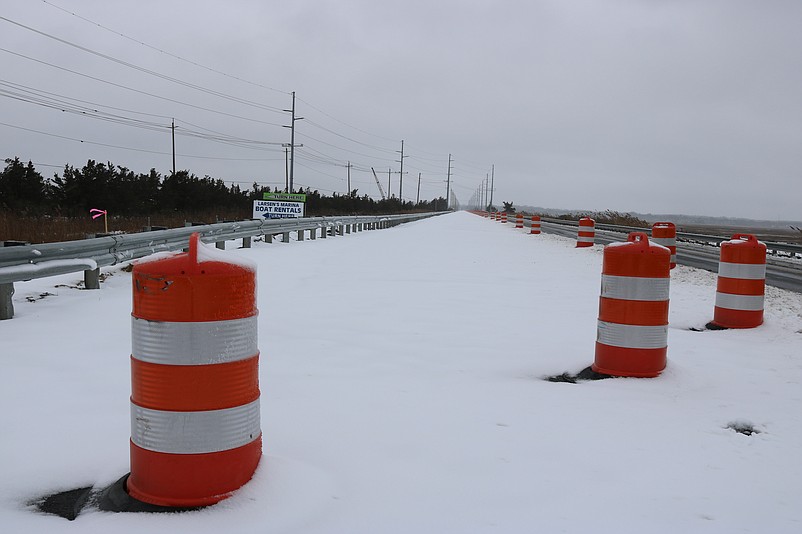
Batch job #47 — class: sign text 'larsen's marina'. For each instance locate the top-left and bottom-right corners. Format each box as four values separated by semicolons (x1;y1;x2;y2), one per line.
252;199;305;219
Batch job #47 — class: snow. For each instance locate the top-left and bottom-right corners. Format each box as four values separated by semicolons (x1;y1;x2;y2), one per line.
0;257;98;280
194;237;256;271
1;211;801;533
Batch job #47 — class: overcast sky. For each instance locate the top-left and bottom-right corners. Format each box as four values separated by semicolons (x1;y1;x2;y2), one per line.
2;0;801;221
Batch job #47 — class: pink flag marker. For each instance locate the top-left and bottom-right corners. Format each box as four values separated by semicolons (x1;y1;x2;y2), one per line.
90;209;108;233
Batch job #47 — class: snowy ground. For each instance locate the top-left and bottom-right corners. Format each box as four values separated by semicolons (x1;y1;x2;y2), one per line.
1;211;801;533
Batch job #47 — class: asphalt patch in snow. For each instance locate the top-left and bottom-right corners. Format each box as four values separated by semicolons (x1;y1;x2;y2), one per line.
688;322;731;332
31;474;201;520
726;421;762;436
24;292;54;303
545;366;613;384
32;486;94;521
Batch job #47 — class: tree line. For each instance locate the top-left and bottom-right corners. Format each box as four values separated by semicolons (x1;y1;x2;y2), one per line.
0;157;449;218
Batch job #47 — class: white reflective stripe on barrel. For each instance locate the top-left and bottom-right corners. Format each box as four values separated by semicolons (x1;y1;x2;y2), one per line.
597;321;667;349
131;400;261;454
650;237;675;247
577;237;594;243
717;262;766;280
601;275;670;301
715;292;765;311
132;315;258;365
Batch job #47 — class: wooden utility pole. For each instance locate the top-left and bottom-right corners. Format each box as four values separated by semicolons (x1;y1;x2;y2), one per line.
283;91;303;193
171;119;176;176
397;140;408;201
417;172;421;204
346;161;352;195
446;154;452;210
284;147;289;192
489;164;495;209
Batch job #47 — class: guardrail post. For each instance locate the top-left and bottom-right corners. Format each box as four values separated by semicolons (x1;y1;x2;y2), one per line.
243;236;252;248
345;224;352;234
215;241;225;250
0;283;14;320
266;234;273;244
282;231;290;243
297;229;304;241
84;268;101;290
337;225;344;236
321;226;328;239
309;228;316;240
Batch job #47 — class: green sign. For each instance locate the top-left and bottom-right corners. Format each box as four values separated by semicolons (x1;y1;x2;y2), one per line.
264;192;306;202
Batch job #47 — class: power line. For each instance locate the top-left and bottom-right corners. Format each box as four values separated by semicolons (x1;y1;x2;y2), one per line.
39;0;408;164
0;80;287;152
40;0;290;96
0;15;287;115
0;121;282;162
0;47;286;128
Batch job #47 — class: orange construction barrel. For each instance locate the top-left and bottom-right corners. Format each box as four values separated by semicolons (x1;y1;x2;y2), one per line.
576;217;595;248
515;213;523;228
651;222;677;269
501;212;508;224
128;233;261;507
710;234;766;329
592;232;671;377
530;216;541;235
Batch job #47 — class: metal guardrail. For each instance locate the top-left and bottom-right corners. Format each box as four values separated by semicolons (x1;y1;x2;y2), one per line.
481;214;802;294
0;212;440;319
539;217;802;257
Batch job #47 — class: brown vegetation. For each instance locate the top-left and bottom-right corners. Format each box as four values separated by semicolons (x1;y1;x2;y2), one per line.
0;210;247;244
553;210;650;227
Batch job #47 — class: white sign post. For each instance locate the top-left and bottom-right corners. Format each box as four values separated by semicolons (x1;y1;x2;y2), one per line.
252;200;305;219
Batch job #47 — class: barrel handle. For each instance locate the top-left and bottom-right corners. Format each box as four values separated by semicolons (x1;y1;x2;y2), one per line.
627;232;650;248
731;233;756;242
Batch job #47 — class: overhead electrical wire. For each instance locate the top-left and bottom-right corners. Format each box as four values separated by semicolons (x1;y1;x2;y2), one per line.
40;0;290;96
41;0;422;170
3;4;487;201
0;121;282;162
302;118;397;155
0;47;286;128
0;80;287;154
0;15;287;115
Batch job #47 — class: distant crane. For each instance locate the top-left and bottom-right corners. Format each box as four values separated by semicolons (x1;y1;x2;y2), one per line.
371;167;387;201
